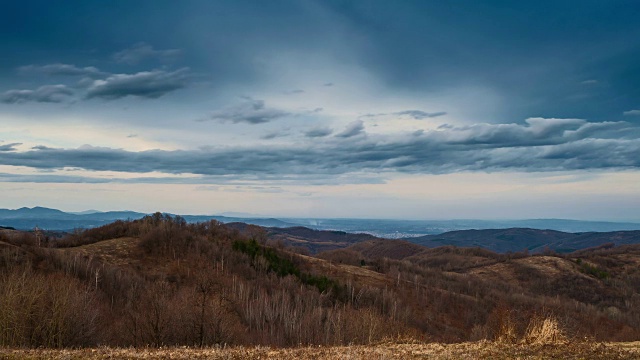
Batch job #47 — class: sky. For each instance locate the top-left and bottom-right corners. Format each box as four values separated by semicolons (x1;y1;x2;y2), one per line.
1;0;639;221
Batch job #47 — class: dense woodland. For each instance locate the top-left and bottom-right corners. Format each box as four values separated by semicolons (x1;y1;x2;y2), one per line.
1;214;640;348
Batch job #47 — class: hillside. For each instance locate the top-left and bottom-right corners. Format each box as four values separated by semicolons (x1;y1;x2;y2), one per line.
1;215;640;350
226;222;378;254
3;207;640;255
408;228;640;253
223;224;640;255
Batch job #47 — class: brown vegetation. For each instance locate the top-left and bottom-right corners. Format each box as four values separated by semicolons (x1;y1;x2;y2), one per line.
1;214;640;349
1;341;639;359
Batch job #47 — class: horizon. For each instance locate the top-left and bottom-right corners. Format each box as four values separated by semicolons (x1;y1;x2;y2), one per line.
3;205;640;225
1;1;639;221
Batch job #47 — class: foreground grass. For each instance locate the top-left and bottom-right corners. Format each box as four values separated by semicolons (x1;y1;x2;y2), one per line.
2;342;640;360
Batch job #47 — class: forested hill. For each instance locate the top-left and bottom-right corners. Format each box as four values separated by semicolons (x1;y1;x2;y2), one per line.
2;214;640;348
2;207;640;253
406;228;640;253
229;224;640;254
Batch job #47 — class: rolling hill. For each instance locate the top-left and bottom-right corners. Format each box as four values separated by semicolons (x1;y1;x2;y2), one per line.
407;228;640;253
1;214;640;349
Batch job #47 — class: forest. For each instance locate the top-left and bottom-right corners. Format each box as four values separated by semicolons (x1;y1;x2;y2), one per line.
1;213;639;348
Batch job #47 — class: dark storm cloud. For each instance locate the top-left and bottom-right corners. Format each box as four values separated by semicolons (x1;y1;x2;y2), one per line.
3;119;636;180
261;131;290;140
393;110;447;119
85;68;189;99
204;99;290;124
2;2;639;123
308;2;640;123
0;85;73;104
362;110;447;120
31;145;56;151
112;43;182;65
18;63;105;77
335;120;365;138
0;172;111;184
0;143;22;152
304;127;333;138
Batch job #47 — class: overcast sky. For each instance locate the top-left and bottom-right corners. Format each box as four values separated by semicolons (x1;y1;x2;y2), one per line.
1;1;639;221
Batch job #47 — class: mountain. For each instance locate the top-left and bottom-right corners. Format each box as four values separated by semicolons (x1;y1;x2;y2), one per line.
223;223;640;255
407;228;640;253
287;218;640;238
226;223;378;253
69;210;101;215
0;206;69;218
0;207;299;231
0;207;148;230
2;207;640;253
182;215;299;228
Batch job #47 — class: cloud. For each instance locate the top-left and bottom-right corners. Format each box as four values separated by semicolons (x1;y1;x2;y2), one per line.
0;143;21;152
284;89;305;95
0;119;638;181
362;110;447;120
624;110;640;116
0;85;73;104
112;42;181;64
31;145;56;150
581;79;598;85
85;68;189;99
18;63;105;77
304;127;333;138
0;172;111;184
336;120;365;138
261;131;289;140
204;99;289;124
393;110;447;119
323;83;334;87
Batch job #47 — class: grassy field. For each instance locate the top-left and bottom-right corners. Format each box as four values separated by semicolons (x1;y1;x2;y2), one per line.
2;342;639;359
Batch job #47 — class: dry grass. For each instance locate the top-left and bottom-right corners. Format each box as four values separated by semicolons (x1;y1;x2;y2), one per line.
518;256;580;277
0;229;23;242
522;317;567;345
0;241;19;250
301;254;389;287
1;342;639;359
66;237;141;267
467;256;591;288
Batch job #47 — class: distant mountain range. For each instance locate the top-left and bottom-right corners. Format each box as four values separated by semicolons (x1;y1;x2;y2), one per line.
279;217;640;237
406;228;640;253
0;207;305;231
226;224;639;254
0;207;148;230
1;207;640;253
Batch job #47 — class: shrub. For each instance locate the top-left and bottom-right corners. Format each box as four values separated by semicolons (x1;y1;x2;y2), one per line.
523;316;567;345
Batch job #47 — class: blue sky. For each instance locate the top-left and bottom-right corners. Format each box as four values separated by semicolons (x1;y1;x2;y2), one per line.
0;1;639;220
